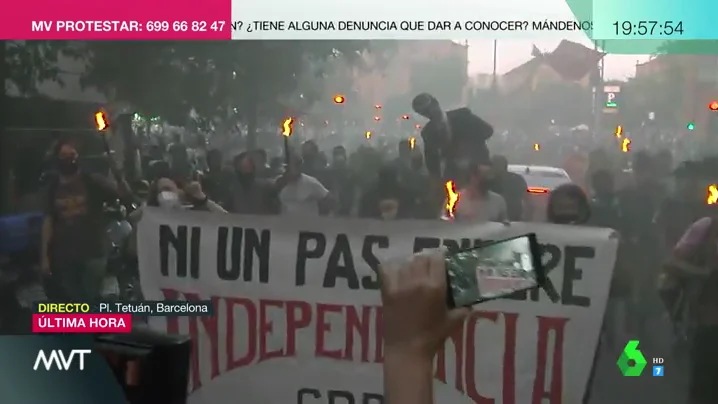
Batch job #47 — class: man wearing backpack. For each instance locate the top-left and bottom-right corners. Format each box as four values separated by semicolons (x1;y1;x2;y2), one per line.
40;138;131;301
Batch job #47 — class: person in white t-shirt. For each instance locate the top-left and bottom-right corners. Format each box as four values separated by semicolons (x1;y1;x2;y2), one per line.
276;156;333;216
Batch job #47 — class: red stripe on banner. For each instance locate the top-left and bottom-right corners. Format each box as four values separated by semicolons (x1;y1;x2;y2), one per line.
1;0;232;39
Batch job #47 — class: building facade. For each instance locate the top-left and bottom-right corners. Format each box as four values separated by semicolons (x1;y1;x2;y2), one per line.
635;55;718;136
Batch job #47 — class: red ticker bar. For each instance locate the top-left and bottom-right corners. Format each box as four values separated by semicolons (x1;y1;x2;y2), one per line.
0;0;231;39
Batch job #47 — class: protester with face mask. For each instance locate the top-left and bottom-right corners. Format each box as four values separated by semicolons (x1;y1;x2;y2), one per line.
326;146;357;216
276;155;332;216
40;138;131;301
451;161;507;222
546;183;590;225
127;178;224;258
226;152;278;215
143;177;224;212
359;165;416;220
149;178;183;209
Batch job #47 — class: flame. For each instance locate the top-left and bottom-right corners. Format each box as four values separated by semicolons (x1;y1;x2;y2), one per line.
365;131;372;139
444;180;459;218
533;143;540;151
95;112;108;131
707;184;718;205
615;125;622;138
282;117;294;137
621;138;631;152
409;137;416;149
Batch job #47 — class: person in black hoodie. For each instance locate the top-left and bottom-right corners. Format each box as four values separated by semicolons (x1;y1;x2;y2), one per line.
411;93;494;183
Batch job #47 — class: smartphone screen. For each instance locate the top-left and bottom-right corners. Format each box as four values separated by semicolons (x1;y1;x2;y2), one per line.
446;233;543;307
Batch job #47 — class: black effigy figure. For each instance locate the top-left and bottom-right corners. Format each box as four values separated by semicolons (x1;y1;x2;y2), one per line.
412;93;494;183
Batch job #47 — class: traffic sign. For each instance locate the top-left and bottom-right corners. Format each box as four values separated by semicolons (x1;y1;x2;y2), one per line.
603;85;621;113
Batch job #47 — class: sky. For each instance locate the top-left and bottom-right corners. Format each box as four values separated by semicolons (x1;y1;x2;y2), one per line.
465;38;649;80
459;0;651;80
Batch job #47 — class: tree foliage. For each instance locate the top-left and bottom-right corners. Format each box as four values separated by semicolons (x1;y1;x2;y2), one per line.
79;41;393;127
3;41;81;96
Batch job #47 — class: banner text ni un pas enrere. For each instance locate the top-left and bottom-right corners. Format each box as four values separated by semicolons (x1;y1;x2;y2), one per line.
138;208;617;404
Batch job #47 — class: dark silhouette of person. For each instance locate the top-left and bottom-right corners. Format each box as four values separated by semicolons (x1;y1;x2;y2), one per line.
412;93;494;182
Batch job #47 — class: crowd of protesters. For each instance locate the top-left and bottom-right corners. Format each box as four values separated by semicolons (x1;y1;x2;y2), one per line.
4;93;718;403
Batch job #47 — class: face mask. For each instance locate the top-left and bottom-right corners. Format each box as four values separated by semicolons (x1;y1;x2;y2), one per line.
157;191;180;209
57;158;79;176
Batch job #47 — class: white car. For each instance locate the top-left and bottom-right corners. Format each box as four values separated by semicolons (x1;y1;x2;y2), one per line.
507;165;572;222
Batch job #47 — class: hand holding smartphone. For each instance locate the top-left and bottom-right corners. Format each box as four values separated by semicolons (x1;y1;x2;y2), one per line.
445;233;546;308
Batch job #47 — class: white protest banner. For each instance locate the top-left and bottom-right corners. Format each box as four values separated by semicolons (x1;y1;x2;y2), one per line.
138;208;618;404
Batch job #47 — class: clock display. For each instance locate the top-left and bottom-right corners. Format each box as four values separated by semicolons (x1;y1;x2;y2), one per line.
613;20;684;36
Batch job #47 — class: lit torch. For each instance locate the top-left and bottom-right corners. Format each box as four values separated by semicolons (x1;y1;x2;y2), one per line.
621;138;631;152
444;180;459;220
94;111;113;158
282;117;294;165
707;184;718;205
95;111;109;131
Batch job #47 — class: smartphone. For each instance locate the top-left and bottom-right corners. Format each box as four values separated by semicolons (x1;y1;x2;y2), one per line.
446;233;546;308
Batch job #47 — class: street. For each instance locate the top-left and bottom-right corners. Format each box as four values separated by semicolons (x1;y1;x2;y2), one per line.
588;312;687;404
